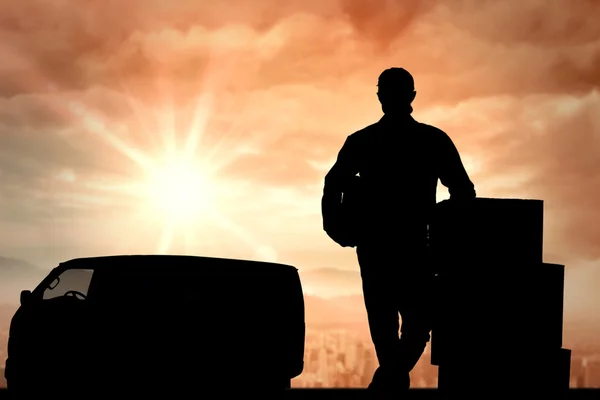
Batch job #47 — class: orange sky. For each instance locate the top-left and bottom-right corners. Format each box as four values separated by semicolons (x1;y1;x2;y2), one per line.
0;0;599;313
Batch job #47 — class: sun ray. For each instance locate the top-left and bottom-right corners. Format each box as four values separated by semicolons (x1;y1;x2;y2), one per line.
115;213;161;254
110;67;159;152
194;119;250;174
182;225;195;254
183;92;213;161
207;211;261;249
185;32;288;174
157;219;176;254
154;76;178;158
161;101;178;157
201;125;269;176
80;180;147;197
48;42;286;259
181;50;234;163
182;48;253;167
0;46;163;181
3;38;280;260
68;102;155;171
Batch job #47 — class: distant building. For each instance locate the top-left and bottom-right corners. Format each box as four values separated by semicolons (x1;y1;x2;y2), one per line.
570;357;585;388
0;366;6;388
583;356;600;387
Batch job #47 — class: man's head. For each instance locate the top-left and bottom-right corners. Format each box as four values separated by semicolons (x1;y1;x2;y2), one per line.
377;67;416;114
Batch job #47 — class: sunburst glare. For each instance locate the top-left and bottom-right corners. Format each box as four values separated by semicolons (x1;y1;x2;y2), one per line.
143;157;215;225
62;66;276;259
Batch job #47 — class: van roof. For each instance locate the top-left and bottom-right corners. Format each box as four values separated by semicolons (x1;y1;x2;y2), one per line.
57;255;297;272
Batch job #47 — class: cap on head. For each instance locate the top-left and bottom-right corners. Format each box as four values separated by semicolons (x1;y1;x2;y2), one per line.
377;67;414;93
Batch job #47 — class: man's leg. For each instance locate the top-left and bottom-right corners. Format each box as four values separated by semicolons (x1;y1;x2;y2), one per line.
357;246;402;369
357;245;410;394
397;271;435;373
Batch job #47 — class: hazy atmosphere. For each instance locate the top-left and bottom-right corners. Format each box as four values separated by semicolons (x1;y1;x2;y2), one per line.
1;0;600;388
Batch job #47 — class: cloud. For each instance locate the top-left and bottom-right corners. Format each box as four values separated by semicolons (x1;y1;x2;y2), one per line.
0;0;599;282
1;0;599;101
340;0;437;50
445;0;600;46
417;90;600;262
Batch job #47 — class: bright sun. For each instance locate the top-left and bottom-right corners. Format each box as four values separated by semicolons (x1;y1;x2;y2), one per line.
66;83;278;257
144;159;215;224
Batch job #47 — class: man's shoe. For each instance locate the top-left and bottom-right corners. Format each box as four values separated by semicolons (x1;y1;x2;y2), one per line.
367;367;410;397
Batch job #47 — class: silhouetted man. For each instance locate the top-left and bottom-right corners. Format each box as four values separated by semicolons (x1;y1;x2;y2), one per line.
321;67;476;396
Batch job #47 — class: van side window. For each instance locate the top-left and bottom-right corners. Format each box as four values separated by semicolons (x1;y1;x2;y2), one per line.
43;269;94;300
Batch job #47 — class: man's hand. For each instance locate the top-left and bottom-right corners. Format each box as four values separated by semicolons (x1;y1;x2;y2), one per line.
433;198;474;229
437;196;476;211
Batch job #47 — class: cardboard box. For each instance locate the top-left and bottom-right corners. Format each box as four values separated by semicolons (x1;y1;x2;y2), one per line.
437;348;571;396
429;198;544;272
430;263;564;365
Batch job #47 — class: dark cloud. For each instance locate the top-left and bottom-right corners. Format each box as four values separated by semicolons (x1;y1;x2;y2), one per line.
2;0;598;103
340;0;437;50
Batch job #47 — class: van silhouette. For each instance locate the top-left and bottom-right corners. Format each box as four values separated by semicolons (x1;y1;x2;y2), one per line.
5;255;305;399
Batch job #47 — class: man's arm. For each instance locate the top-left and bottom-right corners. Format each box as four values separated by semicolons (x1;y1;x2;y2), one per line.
436;130;476;201
322;135;360;234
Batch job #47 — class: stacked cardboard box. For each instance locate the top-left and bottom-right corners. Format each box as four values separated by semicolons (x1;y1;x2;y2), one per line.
436;348;571;396
428;198;544;270
428;198;571;397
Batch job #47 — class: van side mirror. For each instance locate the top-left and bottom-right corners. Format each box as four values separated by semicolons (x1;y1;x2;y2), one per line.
20;290;32;306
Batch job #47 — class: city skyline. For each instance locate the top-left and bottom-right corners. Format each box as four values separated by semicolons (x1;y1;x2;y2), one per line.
1;255;599;388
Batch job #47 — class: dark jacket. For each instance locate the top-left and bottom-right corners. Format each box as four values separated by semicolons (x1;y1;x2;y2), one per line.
322;113;476;247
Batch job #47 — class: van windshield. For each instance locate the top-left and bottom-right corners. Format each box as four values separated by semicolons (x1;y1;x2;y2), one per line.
43;269;94;300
